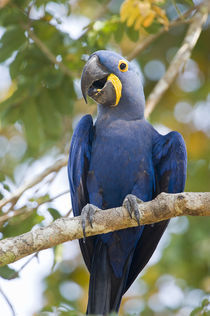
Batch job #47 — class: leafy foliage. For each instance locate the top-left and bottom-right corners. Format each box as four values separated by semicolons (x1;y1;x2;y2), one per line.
120;0;169;31
0;265;18;280
190;298;210;316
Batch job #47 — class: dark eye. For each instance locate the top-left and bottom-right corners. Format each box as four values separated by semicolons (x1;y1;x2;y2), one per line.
120;63;126;70
118;60;128;72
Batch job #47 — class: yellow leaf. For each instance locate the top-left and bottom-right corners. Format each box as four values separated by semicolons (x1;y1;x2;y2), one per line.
153;4;169;27
120;0;168;30
157;17;169;29
138;2;151;16
142;11;156;27
127;7;140;27
120;0;135;22
152;5;164;16
134;15;144;30
151;0;165;4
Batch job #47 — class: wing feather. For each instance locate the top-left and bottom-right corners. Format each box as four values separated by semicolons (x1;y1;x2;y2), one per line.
124;131;187;292
68;114;95;271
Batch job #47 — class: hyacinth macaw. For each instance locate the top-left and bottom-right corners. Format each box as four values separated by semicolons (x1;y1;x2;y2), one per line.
68;50;187;315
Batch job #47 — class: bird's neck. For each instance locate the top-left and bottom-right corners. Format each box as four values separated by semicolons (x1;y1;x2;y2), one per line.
97;96;145;123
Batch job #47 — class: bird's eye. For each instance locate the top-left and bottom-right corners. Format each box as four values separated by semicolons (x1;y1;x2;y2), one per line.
118;60;128;72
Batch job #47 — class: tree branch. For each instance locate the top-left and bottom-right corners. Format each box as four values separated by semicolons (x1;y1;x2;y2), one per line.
0;156;68;210
144;7;208;118
22;24;74;78
0;192;209;267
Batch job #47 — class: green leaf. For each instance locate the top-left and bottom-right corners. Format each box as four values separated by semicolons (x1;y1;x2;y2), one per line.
2;105;22;125
202;298;210;307
32;194;50;204
42;69;64;89
36;90;63;140
3;183;10;192
51;80;75;115
190;306;203;316
0;26;26;62
183;0;194;6
48;208;61;220
144;20;163;34
0;266;18;280
0;7;27;27
10;47;27;80
125;25;139;42
32;20;57;42
114;23;125;43
0;86;28;114
21;100;44;152
1;210;44;238
0;173;5;182
53;244;63;265
15;0;31;7
10;45;51;82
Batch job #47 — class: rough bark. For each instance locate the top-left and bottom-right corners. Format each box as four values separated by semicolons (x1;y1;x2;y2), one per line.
0;192;209;267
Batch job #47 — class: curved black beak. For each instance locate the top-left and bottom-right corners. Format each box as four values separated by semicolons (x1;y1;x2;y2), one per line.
81;54;109;103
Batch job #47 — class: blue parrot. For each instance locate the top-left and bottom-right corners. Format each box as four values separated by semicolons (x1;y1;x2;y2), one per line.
68;50;187;315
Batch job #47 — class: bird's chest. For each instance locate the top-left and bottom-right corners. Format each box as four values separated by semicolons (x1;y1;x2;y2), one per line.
92;128;142;171
87;121;153;208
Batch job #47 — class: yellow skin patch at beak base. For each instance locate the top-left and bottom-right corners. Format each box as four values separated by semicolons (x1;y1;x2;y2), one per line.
107;73;122;106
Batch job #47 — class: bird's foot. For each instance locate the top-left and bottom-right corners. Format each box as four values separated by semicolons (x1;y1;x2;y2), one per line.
123;194;143;226
81;204;98;242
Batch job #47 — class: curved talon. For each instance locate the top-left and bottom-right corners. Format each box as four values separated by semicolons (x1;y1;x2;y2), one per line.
123;198;132;218
123;194;143;226
81;204;98;241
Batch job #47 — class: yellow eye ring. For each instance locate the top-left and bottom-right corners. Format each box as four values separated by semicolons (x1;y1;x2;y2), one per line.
118;60;128;72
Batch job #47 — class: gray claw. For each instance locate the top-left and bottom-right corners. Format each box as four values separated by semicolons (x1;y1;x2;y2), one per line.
123;194;143;226
81;204;98;241
123;198;132;218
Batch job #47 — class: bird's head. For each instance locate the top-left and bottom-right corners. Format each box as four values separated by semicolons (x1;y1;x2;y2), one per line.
81;50;145;119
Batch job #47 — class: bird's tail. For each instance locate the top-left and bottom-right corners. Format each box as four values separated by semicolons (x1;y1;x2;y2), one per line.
87;240;132;315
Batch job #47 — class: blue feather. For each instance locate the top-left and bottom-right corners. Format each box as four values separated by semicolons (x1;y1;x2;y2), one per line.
68;50;187;314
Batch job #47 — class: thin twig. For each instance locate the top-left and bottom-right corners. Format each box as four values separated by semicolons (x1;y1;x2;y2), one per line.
0;208;32;226
0;190;70;226
8;253;39;280
64;208;73;217
0;156;68;210
0;285;16;316
22;25;74;78
172;0;184;20
41;190;70;205
144;7;208;118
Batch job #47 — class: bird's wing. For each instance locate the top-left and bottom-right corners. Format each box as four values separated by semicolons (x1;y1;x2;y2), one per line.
68;114;95;271
152;131;187;194
124;131;187;292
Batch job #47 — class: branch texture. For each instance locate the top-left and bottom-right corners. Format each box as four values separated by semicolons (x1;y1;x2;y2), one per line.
144;6;208;118
0;192;209;267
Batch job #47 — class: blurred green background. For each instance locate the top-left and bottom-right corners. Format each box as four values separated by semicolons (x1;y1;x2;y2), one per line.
0;0;209;315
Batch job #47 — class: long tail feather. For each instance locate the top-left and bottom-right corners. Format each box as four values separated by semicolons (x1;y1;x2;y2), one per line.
87;240;133;315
